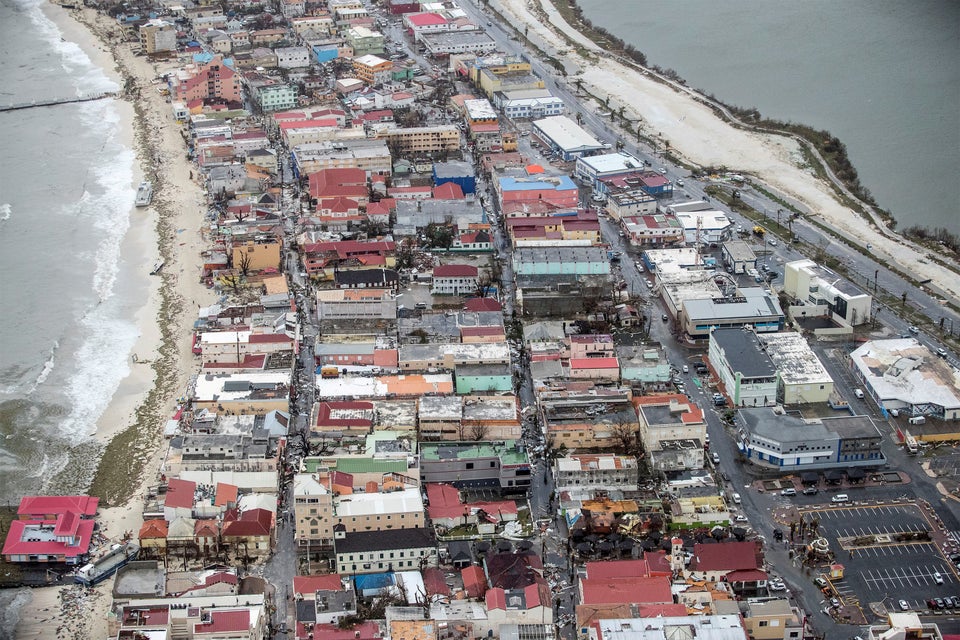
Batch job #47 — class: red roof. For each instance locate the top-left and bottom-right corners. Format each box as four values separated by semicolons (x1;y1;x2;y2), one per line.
407;11;447;26
165;478;196;510
222;508;273;538
462;565;487;598
248;333;293;344
293;574;345;596
569;357;620;369
194;519;219;538
464;297;502;312
580;576;672;605
690;541;761;572
214;483;239;507
194;609;249;634
433;182;464;199
139;519;169;539
297;621;381;640
485;583;550;610
422;567;451;597
433;264;478;278
278;118;339;130
202;354;267;370
53;510;80;537
315;401;374;428
18;495;99;518
725;569;768;582
461;326;504;338
584;559;650;580
2;519;94;560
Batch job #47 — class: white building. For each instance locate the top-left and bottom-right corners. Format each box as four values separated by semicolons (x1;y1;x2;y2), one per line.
531;115;606;161
783;259;872;326
554;454;639;492
574;152;645;189
757;331;834;405
431;264;479;295
275;46;312;68
497;89;565;119
708;327;778;407
316;288;398;320
849;338;960;421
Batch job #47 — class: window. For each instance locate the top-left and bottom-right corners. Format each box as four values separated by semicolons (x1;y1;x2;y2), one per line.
465;463;474;470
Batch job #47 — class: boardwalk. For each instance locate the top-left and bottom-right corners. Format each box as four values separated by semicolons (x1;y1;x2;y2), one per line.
0;92;117;114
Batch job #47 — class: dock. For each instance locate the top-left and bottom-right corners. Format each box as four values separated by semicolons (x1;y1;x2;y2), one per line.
0;92;117;114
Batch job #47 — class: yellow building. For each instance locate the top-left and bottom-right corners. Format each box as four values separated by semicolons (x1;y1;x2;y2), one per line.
139;19;177;55
294;474;335;549
352;54;393;86
742;599;803;640
232;238;281;273
379;125;460;154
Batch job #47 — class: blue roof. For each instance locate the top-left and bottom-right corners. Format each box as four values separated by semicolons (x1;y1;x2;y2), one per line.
354;573;394;590
498;176;577;192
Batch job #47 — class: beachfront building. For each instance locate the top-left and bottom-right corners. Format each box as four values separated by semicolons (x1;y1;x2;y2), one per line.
2;495;99;565
171;55;243;106
531;115;606;161
192;371;291;415
421;31;497;56
139;19;176;55
783;258;873;327
849;338;960;421
495;88;565;119
575;152;646;190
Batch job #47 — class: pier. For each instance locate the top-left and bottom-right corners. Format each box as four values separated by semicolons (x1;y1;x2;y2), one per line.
0;92;117;114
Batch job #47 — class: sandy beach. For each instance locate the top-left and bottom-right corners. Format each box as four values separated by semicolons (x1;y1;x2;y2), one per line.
494;0;959;307
15;4;214;638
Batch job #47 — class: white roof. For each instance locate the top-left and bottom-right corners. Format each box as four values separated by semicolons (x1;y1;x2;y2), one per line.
850;339;960;410
334;488;423;517
293;473;329;496
354;54;389;67
201;330;250;345
675;210;732;231
577;152;643;174
532;115;603;152
758;332;833;385
464;98;497;120
193;371;290;402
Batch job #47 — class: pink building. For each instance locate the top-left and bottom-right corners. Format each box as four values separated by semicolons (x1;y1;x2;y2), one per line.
172;55;243;106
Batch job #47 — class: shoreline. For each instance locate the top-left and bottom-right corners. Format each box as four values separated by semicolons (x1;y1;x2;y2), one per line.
16;3;214;638
492;0;959;308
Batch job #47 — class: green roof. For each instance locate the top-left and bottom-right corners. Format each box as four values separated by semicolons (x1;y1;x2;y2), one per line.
303;457;408;474
419;441;528;465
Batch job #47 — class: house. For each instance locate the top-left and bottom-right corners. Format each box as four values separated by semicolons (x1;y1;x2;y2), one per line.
425;483;518;530
221;508;274;557
431;265;479;295
486;584;553;627
636;394;707;472
353;54;393;86
418;441;531;493
454;364;512;394
164;478;197;521
591;616;748;640
2;499;96;564
191;371;291;415
742;598;804;640
334;528;437;575
332;488;425;533
293;474;334;550
687;540;767;596
553;454;639;492
138;519;169;557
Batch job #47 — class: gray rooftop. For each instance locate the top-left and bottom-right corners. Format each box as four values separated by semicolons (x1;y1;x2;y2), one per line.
711;328;777;378
455;363;511;377
684;288;783;322
739;409;832;443
432;161;474;178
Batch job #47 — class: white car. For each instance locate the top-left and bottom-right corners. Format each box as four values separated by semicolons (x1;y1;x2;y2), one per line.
734;515;749;523
768;239;778;246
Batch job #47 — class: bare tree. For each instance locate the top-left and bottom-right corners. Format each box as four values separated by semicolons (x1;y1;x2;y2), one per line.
469;423;489;441
237;248;253;276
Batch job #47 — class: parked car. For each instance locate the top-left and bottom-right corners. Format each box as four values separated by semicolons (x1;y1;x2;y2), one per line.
813;577;828;588
711;452;720;464
831;494;849;503
802;487;819;495
734;514;749;523
781;488;797;496
909;325;920;334
935;572;944;584
899;599;910;611
936;598;946;609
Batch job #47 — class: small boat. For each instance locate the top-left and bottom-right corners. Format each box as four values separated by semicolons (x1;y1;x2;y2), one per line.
150;260;165;275
135;181;153;207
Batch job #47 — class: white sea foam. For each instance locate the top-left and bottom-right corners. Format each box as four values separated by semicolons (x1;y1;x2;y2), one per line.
0;203;10;221
25;340;59;395
21;0;119;96
0;588;33;640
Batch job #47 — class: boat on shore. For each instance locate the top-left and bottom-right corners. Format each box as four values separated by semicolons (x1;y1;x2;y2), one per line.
74;541;139;587
135;181;153;207
150;260;165;275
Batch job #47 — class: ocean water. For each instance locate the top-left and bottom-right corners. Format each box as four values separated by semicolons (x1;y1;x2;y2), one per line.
577;0;960;234
0;0;144;505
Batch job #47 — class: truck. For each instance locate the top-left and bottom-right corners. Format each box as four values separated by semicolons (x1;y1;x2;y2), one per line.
752;225;766;237
905;433;919;455
320;366;340;379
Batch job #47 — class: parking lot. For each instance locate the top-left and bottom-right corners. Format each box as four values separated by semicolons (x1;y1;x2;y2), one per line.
802;504;958;611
